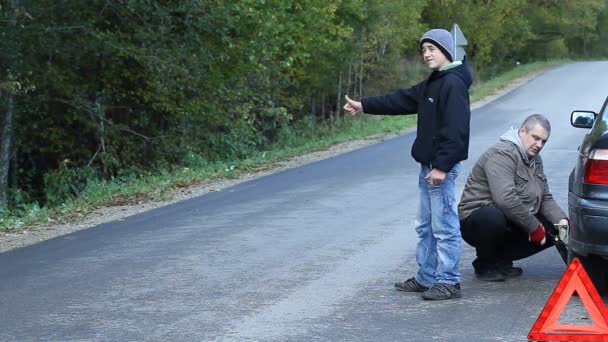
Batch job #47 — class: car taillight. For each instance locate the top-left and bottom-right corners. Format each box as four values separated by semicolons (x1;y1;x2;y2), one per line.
584;149;608;184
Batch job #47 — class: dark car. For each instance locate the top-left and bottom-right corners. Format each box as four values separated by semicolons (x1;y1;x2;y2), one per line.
568;95;608;294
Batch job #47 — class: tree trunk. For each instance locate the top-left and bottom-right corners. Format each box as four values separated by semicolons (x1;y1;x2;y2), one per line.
10;131;17;194
346;64;352;98
321;92;326;120
380;40;387;59
335;71;343;122
359;53;364;98
358;28;365;98
0;94;15;209
582;29;587;56
0;0;18;210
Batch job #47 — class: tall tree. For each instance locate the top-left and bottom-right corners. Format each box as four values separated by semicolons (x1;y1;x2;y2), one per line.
0;0;19;210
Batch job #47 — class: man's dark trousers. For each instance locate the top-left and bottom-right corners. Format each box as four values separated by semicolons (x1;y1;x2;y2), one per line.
460;205;555;272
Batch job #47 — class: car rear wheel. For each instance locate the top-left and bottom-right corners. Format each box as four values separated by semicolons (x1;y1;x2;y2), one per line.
568;247;608;295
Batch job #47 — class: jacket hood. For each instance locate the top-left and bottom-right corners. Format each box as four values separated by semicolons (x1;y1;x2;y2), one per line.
500;126;537;167
431;56;473;89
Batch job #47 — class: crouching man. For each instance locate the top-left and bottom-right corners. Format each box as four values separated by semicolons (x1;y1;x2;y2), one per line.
458;114;568;281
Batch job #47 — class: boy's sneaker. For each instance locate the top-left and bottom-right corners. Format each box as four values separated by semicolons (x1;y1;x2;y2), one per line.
394;277;429;292
421;282;462;300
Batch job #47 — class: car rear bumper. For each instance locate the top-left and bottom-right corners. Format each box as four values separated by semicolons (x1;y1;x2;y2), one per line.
568;193;608;256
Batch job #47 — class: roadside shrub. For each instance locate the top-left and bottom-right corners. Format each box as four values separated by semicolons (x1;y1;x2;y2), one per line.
43;164;98;207
544;39;569;60
182;152;210;169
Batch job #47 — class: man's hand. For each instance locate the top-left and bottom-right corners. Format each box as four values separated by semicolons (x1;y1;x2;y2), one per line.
424;168;447;185
556;218;569;241
529;224;546;246
343;95;363;115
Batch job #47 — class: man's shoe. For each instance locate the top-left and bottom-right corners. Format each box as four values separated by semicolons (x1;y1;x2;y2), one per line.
421;282;461;300
499;265;523;278
394;277;429;292
475;269;506;282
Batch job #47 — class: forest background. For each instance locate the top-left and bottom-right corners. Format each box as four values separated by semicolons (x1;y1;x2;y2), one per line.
1;0;607;229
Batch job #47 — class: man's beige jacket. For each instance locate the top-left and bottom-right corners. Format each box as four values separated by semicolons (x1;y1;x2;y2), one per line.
458;127;566;233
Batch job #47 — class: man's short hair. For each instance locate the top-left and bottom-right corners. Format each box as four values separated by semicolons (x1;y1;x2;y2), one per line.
521;114;551;133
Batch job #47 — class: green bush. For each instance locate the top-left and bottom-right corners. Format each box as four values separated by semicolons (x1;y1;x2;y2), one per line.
44;164;98;207
544;39;569;59
181;152;210;170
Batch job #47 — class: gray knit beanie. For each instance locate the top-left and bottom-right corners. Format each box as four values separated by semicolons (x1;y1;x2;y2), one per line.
419;29;454;62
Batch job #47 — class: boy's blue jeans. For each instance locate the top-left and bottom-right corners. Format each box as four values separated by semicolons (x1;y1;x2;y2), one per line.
414;163;462;287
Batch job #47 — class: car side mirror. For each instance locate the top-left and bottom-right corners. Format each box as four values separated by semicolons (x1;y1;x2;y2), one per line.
571;110;597;129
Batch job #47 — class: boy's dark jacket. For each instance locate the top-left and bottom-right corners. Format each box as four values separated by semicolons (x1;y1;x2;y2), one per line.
361;58;473;172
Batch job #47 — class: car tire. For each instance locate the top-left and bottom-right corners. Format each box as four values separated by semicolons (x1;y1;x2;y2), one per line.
568;247;608;295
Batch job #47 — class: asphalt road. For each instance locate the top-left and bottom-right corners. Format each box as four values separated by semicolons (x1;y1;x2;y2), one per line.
2;61;608;342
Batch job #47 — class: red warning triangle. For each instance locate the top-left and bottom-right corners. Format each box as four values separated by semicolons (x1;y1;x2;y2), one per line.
528;257;608;341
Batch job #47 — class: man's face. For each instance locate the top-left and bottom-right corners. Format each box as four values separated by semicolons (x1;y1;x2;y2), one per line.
421;42;450;70
519;124;549;157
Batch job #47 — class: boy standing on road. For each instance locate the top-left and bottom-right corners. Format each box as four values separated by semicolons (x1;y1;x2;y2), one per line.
344;29;473;300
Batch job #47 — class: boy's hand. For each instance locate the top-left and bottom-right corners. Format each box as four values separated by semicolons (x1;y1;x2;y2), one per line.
424;169;446;185
343;95;363;115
